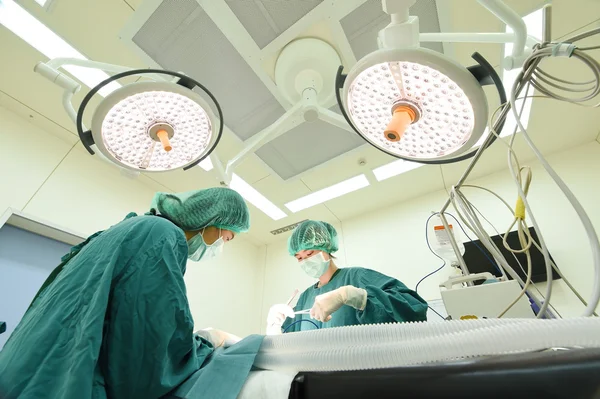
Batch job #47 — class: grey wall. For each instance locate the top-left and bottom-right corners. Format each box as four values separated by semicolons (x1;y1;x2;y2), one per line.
0;225;71;349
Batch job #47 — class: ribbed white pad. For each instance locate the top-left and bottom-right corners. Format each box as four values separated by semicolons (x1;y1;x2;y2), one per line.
256;318;600;372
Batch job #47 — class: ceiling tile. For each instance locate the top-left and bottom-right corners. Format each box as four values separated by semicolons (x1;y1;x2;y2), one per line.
255;120;365;180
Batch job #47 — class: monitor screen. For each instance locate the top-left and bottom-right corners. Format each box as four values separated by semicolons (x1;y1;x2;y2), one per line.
462;227;560;285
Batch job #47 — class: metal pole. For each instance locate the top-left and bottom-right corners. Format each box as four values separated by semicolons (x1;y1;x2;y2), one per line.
45;58;169;82
419;32;515;44
62;91;78;126
317;107;357;134
210;152;229;186
224;102;304;180
542;4;552;43
477;0;527;58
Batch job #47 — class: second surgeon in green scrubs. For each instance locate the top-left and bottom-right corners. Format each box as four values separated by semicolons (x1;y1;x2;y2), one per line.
266;220;428;334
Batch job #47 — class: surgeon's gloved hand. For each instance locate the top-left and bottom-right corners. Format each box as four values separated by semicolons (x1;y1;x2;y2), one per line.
266;304;295;335
310;285;367;322
195;328;241;348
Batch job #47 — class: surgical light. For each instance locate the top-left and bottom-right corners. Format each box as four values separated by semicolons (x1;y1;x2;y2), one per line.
335;1;507;165
77;69;223;173
344;49;488;161
89;80;218;172
35;60;224;173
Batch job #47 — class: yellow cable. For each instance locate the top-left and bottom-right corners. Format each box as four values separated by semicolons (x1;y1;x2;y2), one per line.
515;197;526;220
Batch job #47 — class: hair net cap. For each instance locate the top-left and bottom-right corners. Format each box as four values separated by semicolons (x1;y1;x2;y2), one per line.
288;220;338;256
151;187;250;233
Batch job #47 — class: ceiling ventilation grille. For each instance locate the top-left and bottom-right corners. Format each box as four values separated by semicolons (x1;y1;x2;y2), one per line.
270;219;308;235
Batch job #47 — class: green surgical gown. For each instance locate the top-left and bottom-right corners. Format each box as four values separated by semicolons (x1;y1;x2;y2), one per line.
0;213;262;399
282;267;428;333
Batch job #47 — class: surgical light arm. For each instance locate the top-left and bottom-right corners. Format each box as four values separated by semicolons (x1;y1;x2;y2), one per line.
380;0;531;70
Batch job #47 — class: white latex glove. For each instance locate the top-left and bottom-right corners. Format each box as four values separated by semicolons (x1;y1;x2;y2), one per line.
266;304;295;335
195;327;241;348
310;285;367;322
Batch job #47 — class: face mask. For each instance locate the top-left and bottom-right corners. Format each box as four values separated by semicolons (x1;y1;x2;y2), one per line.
203;237;224;261
299;252;330;279
188;230;225;262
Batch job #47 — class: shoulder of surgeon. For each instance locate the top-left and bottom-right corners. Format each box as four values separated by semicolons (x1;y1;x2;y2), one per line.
340;267;397;282
112;214;187;247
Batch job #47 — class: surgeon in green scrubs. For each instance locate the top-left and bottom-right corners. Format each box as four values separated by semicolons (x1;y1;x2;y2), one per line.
267;220;428;334
0;187;262;399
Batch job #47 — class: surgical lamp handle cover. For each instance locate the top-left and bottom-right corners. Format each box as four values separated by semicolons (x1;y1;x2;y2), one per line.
334;51;507;165
75;69;224;168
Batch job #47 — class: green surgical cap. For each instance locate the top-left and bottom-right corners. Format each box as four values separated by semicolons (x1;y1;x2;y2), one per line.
288;220;338;256
151;187;250;233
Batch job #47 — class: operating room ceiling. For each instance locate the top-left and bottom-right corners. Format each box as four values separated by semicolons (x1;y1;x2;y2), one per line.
1;0;600;245
125;0;443;180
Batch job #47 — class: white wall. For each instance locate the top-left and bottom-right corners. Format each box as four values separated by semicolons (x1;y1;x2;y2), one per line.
260;141;600;327
0;105;263;336
184;238;265;337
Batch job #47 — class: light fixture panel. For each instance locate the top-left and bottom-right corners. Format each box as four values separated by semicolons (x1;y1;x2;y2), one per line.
373;159;424;181
285;174;370;213
0;0;119;96
230;174;287;221
91;81;218;172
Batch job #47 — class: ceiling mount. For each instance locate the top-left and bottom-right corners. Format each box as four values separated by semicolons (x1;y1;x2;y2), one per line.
275;38;341;107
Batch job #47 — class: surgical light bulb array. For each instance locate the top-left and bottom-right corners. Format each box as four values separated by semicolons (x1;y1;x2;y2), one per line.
100;90;212;171
347;61;475;159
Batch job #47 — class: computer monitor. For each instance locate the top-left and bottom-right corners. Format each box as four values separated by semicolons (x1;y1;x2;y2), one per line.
462;227;560;285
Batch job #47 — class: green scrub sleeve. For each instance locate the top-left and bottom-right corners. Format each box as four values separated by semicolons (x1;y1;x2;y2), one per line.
356;269;428;324
102;236;213;398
